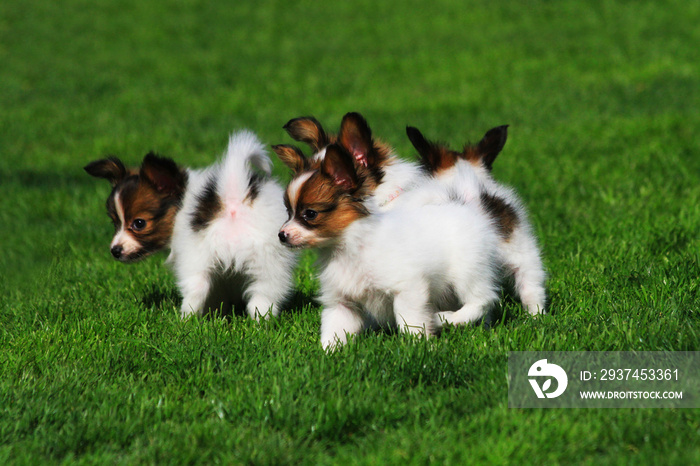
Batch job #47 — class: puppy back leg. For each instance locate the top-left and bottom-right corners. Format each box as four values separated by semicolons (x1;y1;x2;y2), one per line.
320;303;364;351
174;251;214;318
440;268;499;325
393;281;436;337
179;271;212;318
502;230;547;315
243;249;296;320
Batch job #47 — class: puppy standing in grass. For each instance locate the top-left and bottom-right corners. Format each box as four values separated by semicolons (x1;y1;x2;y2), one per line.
85;131;297;319
277;112;546;316
405;125;547;315
276;115;501;349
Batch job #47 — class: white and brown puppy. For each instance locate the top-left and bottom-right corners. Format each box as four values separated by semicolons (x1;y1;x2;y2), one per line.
275;112;546;315
406;125;546;314
85;131;297;319
277;125;501;350
274;113;429;213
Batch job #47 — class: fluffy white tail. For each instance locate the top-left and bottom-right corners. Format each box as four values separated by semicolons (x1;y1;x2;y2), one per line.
219;130;272;199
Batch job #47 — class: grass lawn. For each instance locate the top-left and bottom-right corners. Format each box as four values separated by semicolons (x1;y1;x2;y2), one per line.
1;0;699;463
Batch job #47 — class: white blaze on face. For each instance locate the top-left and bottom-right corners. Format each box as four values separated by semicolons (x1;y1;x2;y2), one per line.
280;172;315;247
285;171;313;211
110;191;142;258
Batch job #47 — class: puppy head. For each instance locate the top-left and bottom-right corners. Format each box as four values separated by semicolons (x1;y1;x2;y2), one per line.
277;112;391;190
406;125;509;174
84;153;187;263
278;144;369;248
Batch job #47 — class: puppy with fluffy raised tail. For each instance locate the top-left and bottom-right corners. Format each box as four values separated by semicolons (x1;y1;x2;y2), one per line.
406;125;547;315
276;120;501;350
85;130;298;319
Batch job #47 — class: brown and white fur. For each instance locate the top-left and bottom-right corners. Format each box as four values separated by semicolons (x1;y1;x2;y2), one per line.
275;112;545;315
273;113;428;213
85;130;297;319
406;125;546;314
276;116;501;350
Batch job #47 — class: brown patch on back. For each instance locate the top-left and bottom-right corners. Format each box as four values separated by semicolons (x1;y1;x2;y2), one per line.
191;175;222;232
245;172;265;204
480;192;519;240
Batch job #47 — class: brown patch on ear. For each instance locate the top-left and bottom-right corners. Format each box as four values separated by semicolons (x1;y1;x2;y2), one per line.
272;144;308;173
480;192;518;239
338;112;376;168
406;126;459;173
140;153;187;197
468;125;509;171
283;116;330;152
321;144;358;191
84;157;128;186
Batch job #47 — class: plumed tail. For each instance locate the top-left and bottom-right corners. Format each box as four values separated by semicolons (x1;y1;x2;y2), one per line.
217;130;272;201
222;130;272;176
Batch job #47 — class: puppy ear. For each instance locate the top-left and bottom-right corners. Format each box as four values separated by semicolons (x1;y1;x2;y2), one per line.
84;157;127;186
406;126;457;173
338;112;375;168
272;144;307;174
283;117;329;153
321;145;358;191
475;125;508;171
140;153;186;196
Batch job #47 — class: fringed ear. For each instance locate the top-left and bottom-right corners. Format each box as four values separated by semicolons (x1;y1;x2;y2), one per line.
321;145;358;191
84;157;128;186
283;116;329;153
475;125;508;171
272;144;308;174
140;153;186;196
338;112;375;168
406;126;458;173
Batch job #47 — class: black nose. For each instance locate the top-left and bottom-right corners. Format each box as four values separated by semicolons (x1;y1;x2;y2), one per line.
111;245;123;259
278;231;288;243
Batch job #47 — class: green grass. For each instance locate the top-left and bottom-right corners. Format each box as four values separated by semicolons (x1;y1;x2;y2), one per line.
1;0;699;463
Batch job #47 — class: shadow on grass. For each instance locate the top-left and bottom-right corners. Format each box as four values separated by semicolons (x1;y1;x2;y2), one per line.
138;282;319;320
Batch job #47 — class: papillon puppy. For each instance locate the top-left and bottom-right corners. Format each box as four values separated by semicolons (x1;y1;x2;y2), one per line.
275;112;546;315
276;126;501;350
273;113;429;212
85;130;297;319
406;125;546;315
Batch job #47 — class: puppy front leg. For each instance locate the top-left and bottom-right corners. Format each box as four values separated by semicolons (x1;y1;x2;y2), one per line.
178;272;212;319
243;258;294;321
320;304;364;351
245;296;276;321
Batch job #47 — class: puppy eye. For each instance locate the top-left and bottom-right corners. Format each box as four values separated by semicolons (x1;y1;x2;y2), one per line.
302;209;318;221
131;218;147;231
